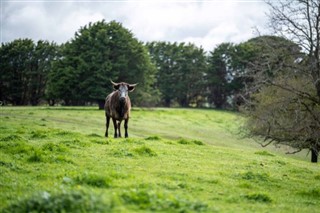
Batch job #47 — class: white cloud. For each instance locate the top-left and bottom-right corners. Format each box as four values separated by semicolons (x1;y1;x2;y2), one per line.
1;1;269;51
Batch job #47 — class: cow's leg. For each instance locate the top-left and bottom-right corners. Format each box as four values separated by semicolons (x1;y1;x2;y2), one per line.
112;118;118;138
124;119;129;138
118;121;122;138
105;115;110;137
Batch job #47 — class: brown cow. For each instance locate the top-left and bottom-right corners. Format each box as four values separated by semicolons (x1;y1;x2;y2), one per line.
104;81;137;138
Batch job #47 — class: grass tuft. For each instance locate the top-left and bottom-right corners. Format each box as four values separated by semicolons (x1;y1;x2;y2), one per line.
2;190;110;213
133;146;157;157
0;140;33;155
243;193;272;203
1;134;24;142
241;171;270;182
177;138;205;145
75;173;112;188
87;133;102;138
42;142;68;153
254;151;275;156
30;130;48;139
113;148;134;157
145;135;162;141
298;189;320;198
120;188;208;212
27;150;45;163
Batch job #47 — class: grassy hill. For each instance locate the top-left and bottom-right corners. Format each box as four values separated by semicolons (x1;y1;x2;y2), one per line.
0;107;319;212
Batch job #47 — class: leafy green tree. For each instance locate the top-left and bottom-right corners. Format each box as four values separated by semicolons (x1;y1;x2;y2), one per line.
176;43;207;107
207;43;234;109
206;42;255;109
47;20;158;108
147;42;207;107
0;39;58;105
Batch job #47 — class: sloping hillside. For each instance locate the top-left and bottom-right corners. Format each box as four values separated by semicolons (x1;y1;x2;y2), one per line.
0;107;319;212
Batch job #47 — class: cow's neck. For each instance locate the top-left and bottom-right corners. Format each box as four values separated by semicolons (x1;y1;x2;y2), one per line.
118;99;126;118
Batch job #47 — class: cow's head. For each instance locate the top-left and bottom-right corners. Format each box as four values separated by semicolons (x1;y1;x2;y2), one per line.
111;80;137;102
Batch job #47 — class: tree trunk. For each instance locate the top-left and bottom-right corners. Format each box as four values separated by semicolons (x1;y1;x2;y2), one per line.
311;148;318;163
97;100;105;110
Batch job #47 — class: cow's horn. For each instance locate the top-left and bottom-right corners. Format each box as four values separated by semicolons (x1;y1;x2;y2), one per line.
129;83;138;87
110;80;118;86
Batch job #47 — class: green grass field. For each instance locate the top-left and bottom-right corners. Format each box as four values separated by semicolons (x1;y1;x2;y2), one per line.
0;107;319;212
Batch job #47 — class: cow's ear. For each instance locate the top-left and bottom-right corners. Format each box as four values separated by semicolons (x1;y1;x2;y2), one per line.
128;83;137;92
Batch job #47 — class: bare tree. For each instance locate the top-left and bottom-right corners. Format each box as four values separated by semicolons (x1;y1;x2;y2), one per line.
243;0;320;162
267;0;320;96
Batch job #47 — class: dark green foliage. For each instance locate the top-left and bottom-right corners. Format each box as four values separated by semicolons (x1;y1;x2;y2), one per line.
2;190;110;213
206;42;255;109
147;41;207;107
0;39;59;105
47;20;158;107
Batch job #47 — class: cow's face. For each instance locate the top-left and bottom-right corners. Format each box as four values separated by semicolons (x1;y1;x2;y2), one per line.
111;81;137;102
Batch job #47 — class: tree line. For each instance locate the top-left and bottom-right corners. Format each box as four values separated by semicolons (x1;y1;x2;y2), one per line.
0;20;284;109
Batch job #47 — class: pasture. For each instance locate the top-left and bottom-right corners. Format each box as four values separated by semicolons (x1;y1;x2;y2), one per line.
0;107;319;212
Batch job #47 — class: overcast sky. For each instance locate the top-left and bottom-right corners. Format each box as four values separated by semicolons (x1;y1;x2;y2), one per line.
1;0;270;51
